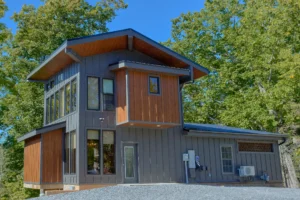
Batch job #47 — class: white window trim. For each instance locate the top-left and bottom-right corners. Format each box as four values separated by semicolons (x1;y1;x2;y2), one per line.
220;145;234;174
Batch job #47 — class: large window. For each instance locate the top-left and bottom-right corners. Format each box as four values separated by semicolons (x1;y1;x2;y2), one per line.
45;78;76;124
65;83;71;115
221;146;233;173
55;91;59;120
65;131;76;174
71;79;77;112
87;130;100;175
103;79;114;111
87;77;100;110
103;131;115;174
86;130;115;175
60;88;65;117
149;76;160;94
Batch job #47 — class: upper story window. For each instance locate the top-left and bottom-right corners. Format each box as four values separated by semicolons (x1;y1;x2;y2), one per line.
45;78;77;124
149;76;160;95
221;145;234;174
103;79;114;111
87;77;100;110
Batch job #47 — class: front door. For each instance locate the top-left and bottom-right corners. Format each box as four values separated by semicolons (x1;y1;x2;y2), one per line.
123;144;138;183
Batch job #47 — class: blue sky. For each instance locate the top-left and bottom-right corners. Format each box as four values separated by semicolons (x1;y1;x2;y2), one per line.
2;0;205;42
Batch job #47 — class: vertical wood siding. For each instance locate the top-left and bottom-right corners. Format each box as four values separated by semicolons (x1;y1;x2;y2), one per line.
24;135;41;183
42;129;63;183
128;71;180;124
115;69;127;124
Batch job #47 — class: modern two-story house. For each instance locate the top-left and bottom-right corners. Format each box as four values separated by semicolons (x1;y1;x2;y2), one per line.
18;29;287;193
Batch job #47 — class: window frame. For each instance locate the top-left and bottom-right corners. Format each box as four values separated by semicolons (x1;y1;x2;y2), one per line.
64;130;76;175
65;82;71;115
87;76;100;111
71;78;77;112
148;75;161;95
102;78;115;111
220;145;234;174
238;142;274;153
86;129;116;175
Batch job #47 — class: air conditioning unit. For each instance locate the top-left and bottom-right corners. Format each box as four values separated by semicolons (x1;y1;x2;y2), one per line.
239;166;255;177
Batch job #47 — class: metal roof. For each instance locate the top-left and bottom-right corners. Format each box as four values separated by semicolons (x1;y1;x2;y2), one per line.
184;123;286;137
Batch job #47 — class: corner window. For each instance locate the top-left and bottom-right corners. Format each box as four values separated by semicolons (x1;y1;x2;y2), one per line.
87;130;100;175
221;146;233;173
149;76;160;94
103;79;114;111
87;77;100;110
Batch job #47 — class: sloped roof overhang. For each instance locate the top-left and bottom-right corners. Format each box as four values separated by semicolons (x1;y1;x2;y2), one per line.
17;122;66;142
27;29;209;81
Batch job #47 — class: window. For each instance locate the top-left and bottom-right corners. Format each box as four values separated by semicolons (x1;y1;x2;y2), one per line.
46;83;50;92
103;79;114;111
87;77;100;110
70;131;76;174
50;80;55;89
149;76;160;94
103;131;115;174
64;132;70;174
50;95;54;122
46;98;50;124
60;88;65;117
87;130;100;175
221;146;233;173
238;142;273;152
58;73;64;83
65;131;76;174
55;91;59;120
86;130;116;175
65;83;71;114
71;79;77;112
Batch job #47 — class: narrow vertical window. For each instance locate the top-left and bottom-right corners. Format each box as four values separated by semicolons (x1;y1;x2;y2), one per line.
60;87;65;117
149;76;160;94
71;79;77;112
103;79;114;111
87;130;100;174
65;83;71;114
64;132;70;174
50;95;54;122
55;91;59;120
103;131;115;174
46;98;50;124
70;131;76;174
221;146;233;173
87;77;100;110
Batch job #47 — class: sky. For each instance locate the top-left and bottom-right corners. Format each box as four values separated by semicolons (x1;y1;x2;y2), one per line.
1;0;205;42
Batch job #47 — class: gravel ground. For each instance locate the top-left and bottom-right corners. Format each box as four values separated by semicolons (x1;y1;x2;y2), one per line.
36;184;300;200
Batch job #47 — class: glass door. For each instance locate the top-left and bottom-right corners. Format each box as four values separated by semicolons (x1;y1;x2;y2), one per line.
123;144;138;183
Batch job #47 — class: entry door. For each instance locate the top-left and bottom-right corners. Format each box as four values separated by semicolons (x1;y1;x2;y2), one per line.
123;144;138;183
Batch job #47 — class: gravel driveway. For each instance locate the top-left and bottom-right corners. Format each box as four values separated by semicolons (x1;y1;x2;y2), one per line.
36;184;300;200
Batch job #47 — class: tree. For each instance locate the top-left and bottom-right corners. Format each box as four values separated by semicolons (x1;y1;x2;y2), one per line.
0;0;127;199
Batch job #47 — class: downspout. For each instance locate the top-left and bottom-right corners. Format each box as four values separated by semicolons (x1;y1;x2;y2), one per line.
279;137;287;146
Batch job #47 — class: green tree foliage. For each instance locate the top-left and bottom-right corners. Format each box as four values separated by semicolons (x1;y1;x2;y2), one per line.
0;0;127;199
167;0;300;134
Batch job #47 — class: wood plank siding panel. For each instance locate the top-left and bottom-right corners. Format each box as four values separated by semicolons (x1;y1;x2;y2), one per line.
24;135;41;183
128;71;180;124
115;69;127;124
42;129;63;183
